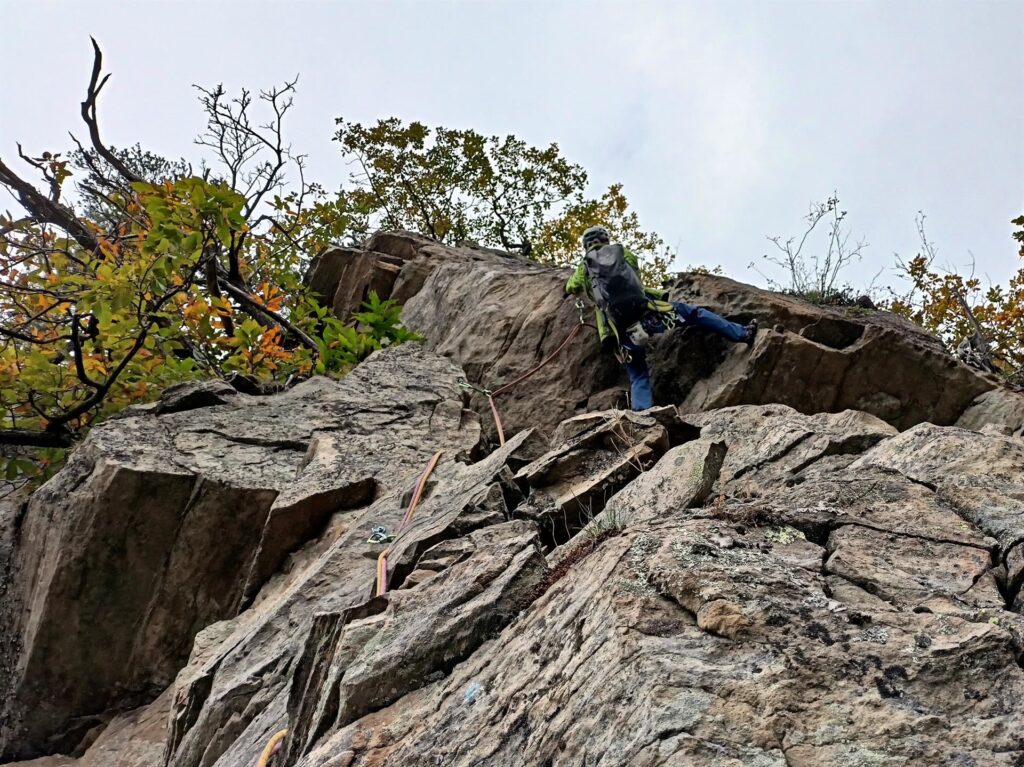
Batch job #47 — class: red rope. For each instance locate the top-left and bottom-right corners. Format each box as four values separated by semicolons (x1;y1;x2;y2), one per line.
486;322;585;446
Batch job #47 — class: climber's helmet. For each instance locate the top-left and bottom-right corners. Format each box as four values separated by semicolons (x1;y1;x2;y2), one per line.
581;225;611;252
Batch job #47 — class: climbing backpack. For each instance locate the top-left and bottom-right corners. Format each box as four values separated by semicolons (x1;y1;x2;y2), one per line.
585;243;651;332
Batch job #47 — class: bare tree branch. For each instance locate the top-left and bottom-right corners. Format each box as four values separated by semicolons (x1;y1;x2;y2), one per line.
0;156;100;251
216;276;320;353
81;38;143;185
0;429;73;448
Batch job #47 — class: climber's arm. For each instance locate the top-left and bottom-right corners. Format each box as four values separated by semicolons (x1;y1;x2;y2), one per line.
565;259;589;295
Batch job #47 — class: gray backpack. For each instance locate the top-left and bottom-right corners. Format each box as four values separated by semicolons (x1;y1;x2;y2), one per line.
585;244;650;330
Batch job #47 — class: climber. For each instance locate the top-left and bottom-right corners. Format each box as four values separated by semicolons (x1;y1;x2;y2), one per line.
565;225;757;411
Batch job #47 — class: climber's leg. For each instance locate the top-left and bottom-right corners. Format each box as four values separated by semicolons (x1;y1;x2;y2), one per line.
623;343;653;411
672;301;751;343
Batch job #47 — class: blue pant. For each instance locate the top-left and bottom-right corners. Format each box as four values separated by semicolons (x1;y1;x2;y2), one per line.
623;302;748;411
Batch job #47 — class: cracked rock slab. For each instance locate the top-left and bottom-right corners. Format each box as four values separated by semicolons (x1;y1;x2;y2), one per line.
160;427;535;767
0;345;481;761
284;520;547;762
294;515;1024;767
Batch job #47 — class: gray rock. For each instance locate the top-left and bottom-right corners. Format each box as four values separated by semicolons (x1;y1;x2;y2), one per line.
285;520;547;762
160;428;537;767
0;345;482;761
955;387;1024;438
313;235;1004;435
295;515;1024;767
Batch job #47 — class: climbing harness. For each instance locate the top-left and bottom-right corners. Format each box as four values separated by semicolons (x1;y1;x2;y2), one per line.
458;299;589;447
255;729;288;767
374;449;444;596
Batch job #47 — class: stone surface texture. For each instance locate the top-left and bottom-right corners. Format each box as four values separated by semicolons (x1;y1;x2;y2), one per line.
2;233;1023;767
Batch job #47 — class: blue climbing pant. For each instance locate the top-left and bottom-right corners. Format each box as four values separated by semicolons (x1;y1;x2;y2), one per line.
622;302;748;411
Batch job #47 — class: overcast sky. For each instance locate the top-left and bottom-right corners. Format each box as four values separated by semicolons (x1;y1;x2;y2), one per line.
2;0;1022;291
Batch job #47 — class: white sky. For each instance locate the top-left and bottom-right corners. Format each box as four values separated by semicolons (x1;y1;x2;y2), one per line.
2;0;1022;291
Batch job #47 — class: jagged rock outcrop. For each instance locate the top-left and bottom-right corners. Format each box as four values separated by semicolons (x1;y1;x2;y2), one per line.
0;345;482;760
3;233;1024;767
284;404;1024;767
283;519;547;763
307;232;1011;436
651;273;998;430
955;387;1024;438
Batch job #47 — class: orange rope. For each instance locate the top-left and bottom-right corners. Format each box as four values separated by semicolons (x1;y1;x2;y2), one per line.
487;395;506;447
401;450;443;527
375;550;389;597
486;322;584;446
490;322;584;398
375;450;444;596
255;729;288;767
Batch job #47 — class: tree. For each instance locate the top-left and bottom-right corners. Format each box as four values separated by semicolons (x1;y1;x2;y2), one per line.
530;183;671;285
0;40;414;485
331;118;668;282
889;213;1024;382
69;143;191;227
752;194;871;303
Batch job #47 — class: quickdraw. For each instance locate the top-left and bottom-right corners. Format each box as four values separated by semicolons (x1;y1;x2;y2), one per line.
375;449;443;596
367;525;395;544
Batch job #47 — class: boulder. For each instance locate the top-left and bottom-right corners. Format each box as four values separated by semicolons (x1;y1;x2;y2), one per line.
304;247;405;321
513;409;671;545
850;423;1024;612
955;387;1024;438
652;273;997;430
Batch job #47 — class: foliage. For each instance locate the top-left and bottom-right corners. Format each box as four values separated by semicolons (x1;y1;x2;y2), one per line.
70;143;191;226
330;118;668;283
0;171;409;483
315;290;422;371
0;42;418;487
889;213;1024;381
752;194;871;302
793;287;860;307
531;183;671;285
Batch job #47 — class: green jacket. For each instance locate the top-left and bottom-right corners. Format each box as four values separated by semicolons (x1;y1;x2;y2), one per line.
565;247;668;341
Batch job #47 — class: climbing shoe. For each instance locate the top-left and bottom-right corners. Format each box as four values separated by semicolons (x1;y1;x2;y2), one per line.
743;318;758;346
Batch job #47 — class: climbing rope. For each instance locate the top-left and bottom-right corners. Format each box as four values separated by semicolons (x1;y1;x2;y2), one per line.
459;299;589;446
255;729;288;767
375;449;444;596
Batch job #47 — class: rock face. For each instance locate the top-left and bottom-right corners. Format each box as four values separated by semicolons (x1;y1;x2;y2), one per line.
650;273;998;430
3;232;1024;767
308;232;1007;436
285;403;1024;767
0;345;482;760
955;387;1024;438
